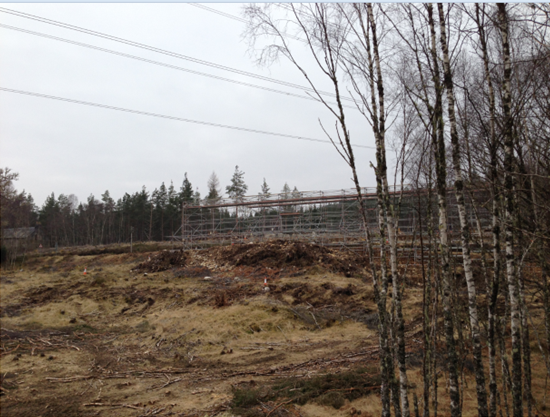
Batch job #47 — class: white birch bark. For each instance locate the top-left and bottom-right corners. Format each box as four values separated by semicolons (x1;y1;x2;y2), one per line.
497;4;523;416
436;4;488;415
365;5;410;415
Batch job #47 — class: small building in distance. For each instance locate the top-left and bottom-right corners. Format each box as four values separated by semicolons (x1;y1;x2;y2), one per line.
2;227;39;242
1;227;42;263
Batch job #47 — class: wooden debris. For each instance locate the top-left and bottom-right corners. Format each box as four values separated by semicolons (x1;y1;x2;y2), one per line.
84;402;142;410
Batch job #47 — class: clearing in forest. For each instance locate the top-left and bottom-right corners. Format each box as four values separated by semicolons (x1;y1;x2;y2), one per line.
1;240;547;416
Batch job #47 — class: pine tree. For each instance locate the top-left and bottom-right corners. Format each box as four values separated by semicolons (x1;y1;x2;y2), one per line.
39;192;61;247
259;178;271;200
193;188;201;205
101;190;115;244
155;183;168;210
292;186;301;212
165;181;179;236
101;190;114;211
152;183;168;240
226;165;248;202
180;173;194;204
281;183;291;199
207;172;222;204
280;183;292;212
0;168;37;233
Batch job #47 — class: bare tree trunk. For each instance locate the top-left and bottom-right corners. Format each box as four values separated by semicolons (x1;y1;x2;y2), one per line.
497;5;523;416
365;5;409;415
543;263;550;371
149;202;153;241
528;165;550;373
243;6;396;414
346;131;394;417
475;197;501;417
345;137;394;417
425;5;461;415
499;313;512;417
422;179;434;417
474;5;502;415
519;276;532;417
414;392;420;417
429;176;440;417
437;4;488;415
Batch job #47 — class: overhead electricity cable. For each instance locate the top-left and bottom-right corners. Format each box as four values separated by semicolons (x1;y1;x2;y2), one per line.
0;23;358;110
187;3;248;24
0;7;355;103
0;87;375;150
188;3;306;43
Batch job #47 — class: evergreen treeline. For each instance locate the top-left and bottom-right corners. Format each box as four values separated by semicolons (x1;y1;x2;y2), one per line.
1;166;309;248
35;175;198;247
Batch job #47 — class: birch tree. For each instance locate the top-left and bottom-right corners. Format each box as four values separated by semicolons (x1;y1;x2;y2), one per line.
244;4;403;414
436;4;488;415
385;4;461;414
497;4;523;415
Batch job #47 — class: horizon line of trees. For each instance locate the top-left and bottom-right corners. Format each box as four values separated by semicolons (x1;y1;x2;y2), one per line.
0;165;307;247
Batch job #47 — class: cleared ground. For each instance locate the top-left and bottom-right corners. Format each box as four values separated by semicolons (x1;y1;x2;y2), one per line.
1;241;548;416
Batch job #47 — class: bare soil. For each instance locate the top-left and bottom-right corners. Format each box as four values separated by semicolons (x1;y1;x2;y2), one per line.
1;241;548;417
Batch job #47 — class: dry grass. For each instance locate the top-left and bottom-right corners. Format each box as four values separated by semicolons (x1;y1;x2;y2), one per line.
1;247;548;417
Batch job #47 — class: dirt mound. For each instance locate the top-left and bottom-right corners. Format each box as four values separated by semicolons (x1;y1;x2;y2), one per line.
134;249;188;272
173;266;213;278
133;240;368;276
205;240;367;277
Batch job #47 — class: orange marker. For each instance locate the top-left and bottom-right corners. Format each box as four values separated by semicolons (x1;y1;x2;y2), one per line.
83;268;87;275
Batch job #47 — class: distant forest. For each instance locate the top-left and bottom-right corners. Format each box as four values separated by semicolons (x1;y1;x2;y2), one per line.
0;166;305;247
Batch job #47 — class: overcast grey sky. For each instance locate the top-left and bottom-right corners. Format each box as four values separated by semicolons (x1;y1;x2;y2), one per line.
0;3;380;207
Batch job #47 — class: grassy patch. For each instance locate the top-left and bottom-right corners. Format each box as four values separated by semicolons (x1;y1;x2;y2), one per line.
20;321;43;330
287;305;344;329
90;275;107;286
71;323;98;333
0;394;91;417
230;367;380;415
135;320;152;333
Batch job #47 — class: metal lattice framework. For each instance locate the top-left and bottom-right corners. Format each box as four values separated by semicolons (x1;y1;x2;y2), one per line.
171;187;493;254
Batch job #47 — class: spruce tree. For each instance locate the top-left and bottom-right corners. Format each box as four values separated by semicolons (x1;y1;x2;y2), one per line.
152;183;168;240
180;173;194;204
226;165;248;202
166;181;179;236
292;186;301;212
281;183;291;199
207;172;222;204
259;178;271;200
193;188;201;205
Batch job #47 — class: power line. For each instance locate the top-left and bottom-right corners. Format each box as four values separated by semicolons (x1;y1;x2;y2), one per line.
0;23;359;110
0;6;355;103
188;3;307;43
0;87;375;150
187;3;248;24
